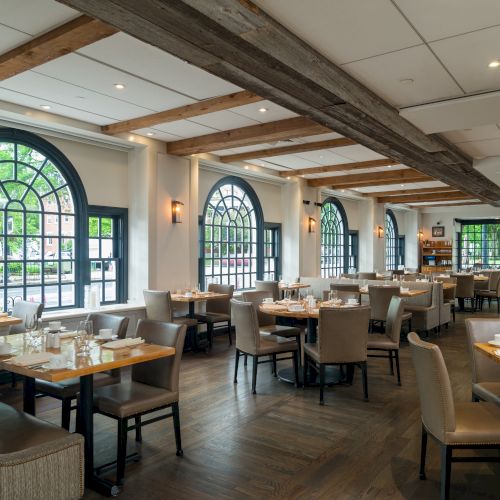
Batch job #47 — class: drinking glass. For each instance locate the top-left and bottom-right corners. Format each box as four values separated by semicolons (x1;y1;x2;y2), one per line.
76;320;93;357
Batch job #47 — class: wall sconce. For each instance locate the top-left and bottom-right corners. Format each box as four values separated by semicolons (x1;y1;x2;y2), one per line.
172;200;184;224
376;225;384;238
417;228;424;241
308;217;316;233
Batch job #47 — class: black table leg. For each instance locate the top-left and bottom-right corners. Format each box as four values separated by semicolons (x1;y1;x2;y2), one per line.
23;376;36;415
188;302;195;318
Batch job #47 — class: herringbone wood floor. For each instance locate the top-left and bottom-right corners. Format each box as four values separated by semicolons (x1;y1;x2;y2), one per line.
2;307;499;499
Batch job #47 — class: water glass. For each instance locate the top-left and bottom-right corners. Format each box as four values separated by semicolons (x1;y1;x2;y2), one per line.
76;320;93;357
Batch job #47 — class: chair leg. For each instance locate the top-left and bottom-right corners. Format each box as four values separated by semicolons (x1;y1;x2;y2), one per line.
61;398;72;431
361;362;368;401
388;350;394;375
117;418;128;486
134;416;142;442
319;364;325;405
419;424;427;480
244;354;248;366
302;353;308;388
440;445;452;500
207;323;213;349
10;372;16;388
272;354;277;377
172;401;183;456
252;356;258;394
227;321;232;345
394;350;401;386
233;349;240;383
452;306;455;323
292;350;299;388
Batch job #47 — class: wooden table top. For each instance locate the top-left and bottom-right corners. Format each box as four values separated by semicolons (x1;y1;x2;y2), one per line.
0;315;22;327
474;276;490;281
474;342;500;364
441;283;456;290
171;292;228;303
260;302;361;319
359;287;429;297
0;333;175;382
278;283;310;290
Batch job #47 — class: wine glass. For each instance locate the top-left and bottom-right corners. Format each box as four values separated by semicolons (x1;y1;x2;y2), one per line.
76;320;93;357
24;313;37;339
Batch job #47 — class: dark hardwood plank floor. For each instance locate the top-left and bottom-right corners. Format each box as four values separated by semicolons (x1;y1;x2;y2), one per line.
1;307;499;499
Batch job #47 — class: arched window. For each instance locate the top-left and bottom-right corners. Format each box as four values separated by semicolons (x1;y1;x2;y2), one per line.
385;209;399;271
320;197;348;277
201;176;264;290
0;129;87;311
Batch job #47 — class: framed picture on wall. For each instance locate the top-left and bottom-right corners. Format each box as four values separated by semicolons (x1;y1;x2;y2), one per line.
432;226;445;237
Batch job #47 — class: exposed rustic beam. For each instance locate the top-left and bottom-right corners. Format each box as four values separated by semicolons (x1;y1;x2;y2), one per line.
410;202;485;209
279;159;399;177
335;176;432;190
378;192;473;204
307;169;433;188
101;90;262;135
364;186;457;197
56;0;500;205
220;137;356;163
0;15;118;80
166;117;329;156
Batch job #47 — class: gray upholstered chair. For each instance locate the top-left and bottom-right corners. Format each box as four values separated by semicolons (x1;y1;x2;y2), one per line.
330;283;360;292
434;277;457;322
36;313;129;430
408;332;500;500
403;283;440;336
9;300;44;334
475;275;500;314
368;285;401;324
465;318;500;402
93;319;187;485
195;283;233;346
367;296;404;385
231;299;299;394
0;402;84;500
358;272;376;280
255;280;280;301
402;273;418;281
303;306;371;405
452;274;475;311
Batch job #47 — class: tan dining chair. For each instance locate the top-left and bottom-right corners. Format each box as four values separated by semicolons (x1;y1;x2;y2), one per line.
475;275;500;314
408;332;500;500
465;318;500;402
330;283;360;292
231;299;299;394
452;274;475;311
255;280;280;301
367;296;404;385
434;277;457;322
368;285;400;325
358;272;376;280
303;306;371;405
35;313;129;430
93;319;187;485
9;300;44;334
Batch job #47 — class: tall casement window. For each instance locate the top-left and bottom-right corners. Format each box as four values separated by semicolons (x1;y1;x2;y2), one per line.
320;197;349;278
458;220;500;270
263;223;281;281
0;128;87;311
385;209;399;270
201;176;264;290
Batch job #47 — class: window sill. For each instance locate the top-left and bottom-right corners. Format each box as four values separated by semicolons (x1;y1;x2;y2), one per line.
41;302;145;321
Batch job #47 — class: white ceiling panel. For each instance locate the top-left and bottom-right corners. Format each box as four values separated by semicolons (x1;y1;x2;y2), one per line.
295;132;344;143
253;0;421;64
395;0;500;42
305;165;408;178
256;154;320;169
456;138;500;158
132;128;184;142
443;125;500;144
293;150;352;165
0;72;152;120
342;45;463;107
231;100;297;122
473;156;500;188
189;110;259;130
0;24;31;53
33;54;195;112
0;0;78;36
153;120;219;138
354;180;446;193
247;159;288;171
330;144;387;162
78;33;242;100
431;25;500;93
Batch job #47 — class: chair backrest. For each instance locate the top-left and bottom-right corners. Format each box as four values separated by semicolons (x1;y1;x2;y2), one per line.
323;290;360;302
402;273;418;281
241;290;275;327
465;318;500;384
368;286;400;321
385;296;404;344
317;306;370;364
434;276;457;301
408;332;455;441
255;280;279;301
132;319;186;392
489;270;500;292
10;301;44;334
143;290;173;322
85;313;129;339
230;299;260;354
453;274;474;298
207;283;234;314
330;283;360;292
358;272;376;280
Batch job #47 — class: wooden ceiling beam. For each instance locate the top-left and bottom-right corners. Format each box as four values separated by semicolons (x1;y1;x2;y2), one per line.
307;169;432;188
410;202;486;209
101;90;262;135
166;117;329;156
0;15;118;80
378;192;474;204
332;176;432;190
364;186;458;197
219;137;356;163
279;159;399;177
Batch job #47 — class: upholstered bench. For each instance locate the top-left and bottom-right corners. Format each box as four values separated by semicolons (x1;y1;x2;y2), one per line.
0;403;84;500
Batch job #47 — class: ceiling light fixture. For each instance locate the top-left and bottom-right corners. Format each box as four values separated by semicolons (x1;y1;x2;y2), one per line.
401;184;405;187
114;83;125;90
488;60;500;68
258;107;268;113
244;165;249;170
40;105;51;110
146;132;154;136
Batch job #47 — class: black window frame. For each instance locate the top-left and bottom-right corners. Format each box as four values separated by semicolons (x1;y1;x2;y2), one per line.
348;230;359;272
385;209;399;271
456;218;500;270
263;222;281;281
398;235;406;268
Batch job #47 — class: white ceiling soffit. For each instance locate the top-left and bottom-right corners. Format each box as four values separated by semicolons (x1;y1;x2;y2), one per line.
473;156;500;192
400;91;500;134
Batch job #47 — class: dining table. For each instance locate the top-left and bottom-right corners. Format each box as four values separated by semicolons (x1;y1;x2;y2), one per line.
171;291;229;318
0;332;175;496
359;286;429;297
474;342;500;364
0;315;22;336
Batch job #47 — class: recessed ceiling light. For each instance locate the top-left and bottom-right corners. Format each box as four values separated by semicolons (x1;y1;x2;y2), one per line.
128;135;135;142
488;60;500;68
258;107;268;113
286;176;291;180
399;78;414;85
387;165;392;168
146;132;154;136
260;162;265;166
114;83;125;90
401;184;405;187
341;189;345;193
244;165;249;170
319;155;324;159
40;105;51;110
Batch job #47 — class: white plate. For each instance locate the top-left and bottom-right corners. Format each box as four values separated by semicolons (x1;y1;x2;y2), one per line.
94;334;118;340
41;362;71;370
487;340;500;347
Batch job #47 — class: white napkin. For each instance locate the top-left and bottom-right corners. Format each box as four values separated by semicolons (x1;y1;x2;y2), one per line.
59;330;79;339
7;352;53;366
101;337;145;349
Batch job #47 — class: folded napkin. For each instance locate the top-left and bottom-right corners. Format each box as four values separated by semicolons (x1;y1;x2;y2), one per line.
7;352;53;366
59;330;79;339
101;337;145;349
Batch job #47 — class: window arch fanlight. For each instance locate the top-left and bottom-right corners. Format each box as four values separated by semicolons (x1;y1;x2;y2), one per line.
201;176;264;290
385;209;399;271
0;128;88;311
320;197;349;278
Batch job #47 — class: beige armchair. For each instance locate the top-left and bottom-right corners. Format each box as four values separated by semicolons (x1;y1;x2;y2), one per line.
434;277;456;322
368;285;401;324
408;332;500;500
452;274;475;311
10;300;44;334
358;272;376;280
475;275;500;314
465;318;500;402
403;283;441;336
